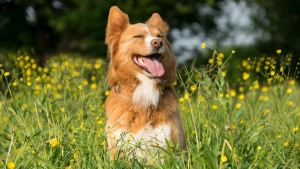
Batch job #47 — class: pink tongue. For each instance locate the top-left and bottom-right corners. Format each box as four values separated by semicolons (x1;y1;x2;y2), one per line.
141;57;165;77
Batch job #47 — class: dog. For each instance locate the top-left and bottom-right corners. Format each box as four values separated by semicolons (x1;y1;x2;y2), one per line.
105;6;187;159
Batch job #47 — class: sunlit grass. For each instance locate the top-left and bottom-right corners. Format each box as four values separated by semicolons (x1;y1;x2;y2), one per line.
0;48;299;168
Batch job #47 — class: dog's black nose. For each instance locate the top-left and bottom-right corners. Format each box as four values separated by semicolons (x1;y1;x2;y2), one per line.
151;39;163;49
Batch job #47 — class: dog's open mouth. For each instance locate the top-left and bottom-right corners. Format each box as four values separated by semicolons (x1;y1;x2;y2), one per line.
133;53;164;77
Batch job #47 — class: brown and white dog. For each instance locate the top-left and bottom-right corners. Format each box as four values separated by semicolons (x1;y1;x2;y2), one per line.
105;6;186;159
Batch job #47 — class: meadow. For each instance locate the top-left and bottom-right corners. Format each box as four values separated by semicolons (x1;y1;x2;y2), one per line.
0;45;299;168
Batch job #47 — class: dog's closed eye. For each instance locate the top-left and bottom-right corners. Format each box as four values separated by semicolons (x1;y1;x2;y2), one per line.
133;35;143;38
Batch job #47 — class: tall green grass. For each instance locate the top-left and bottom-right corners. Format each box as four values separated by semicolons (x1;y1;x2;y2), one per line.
0;48;299;168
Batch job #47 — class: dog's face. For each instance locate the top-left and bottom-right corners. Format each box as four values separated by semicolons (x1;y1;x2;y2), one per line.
106;6;176;86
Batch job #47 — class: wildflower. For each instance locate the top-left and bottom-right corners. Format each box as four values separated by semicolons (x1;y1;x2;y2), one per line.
219;93;223;98
277;135;281;139
128;136;133;141
83;79;88;86
173;81;177;85
286;88;292;94
238;94;244;100
218;53;224;60
289;80;295;85
212;105;218;110
257;146;261;150
295;143;299;147
263;109;269;116
262;87;268;92
235;103;242;109
179;97;184;102
270;71;275;76
240;120;244;124
74;152;79;159
225;94;229;98
214;125;217;129
239;87;244;92
190;85;197;92
91;76;96;81
7;162;15;169
208;59;213;64
276;50;281;54
242;72;250;80
286;101;293;106
192;130;196;134
284;142;289;147
199;95;205;101
259;125;264;129
231;125;236;129
4;72;10;77
230;90;236;97
195;73;202;79
105;91;110;96
202;43;206;48
94;64;101;70
222;71;226;77
91;83;97;89
246;147;250;151
292;127;298;132
73;139;76;142
232;50;235;53
49;138;58;147
98;120;103;125
221;155;228;162
253;80;259;89
12;82;17;86
32;150;35;154
153;143;159;146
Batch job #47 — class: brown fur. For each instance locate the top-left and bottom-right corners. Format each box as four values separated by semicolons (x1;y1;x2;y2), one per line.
105;6;187;159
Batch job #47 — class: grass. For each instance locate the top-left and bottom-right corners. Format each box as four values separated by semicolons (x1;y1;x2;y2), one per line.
0;47;299;168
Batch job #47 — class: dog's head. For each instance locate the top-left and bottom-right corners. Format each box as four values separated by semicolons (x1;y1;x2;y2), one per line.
105;6;176;87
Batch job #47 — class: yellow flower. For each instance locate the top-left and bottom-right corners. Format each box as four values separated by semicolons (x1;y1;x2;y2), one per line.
219;93;223;98
257;146;261;150
259;125;264;129
12;82;17;86
232;50;235;53
190;85;197;92
73;139;76;142
212;105;218;110
32;150;36;154
222;71;226;77
128;136;133;141
276;49;281;54
295;143;299;147
49;138;58;147
26;69;31;76
91;76;96;81
83;79;88;86
218;53;224;60
286;101;293;106
277;135;281;139
217;60;223;65
284;141;289;147
286;88;292;94
238;94;244;100
230;90;236;97
105;91;110;96
225;94;229;98
231;125;236;129
263;109;269;116
4;72;10;77
221;155;228;162
27;82;32;86
208;59;213;64
289;80;295;85
179;97;184;102
240;120;244;124
202;43;206;48
91;83;97;89
74;152;79;159
242;72;250;80
239;87;244;92
235;103;242;109
292;127;298;132
262;87;268;92
98;120;103;125
7;162;15;169
94;63;101;70
270;71;275;76
195;73;202;79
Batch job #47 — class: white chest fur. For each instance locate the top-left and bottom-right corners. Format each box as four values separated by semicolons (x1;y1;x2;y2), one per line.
113;124;171;148
132;74;160;108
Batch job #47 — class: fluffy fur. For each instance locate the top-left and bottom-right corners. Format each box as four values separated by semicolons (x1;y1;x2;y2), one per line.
105;6;187;159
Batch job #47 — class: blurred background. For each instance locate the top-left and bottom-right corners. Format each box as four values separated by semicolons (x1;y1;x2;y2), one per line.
1;0;299;65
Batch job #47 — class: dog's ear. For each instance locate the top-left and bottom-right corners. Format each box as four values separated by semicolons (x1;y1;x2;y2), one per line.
146;13;169;36
105;6;130;54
